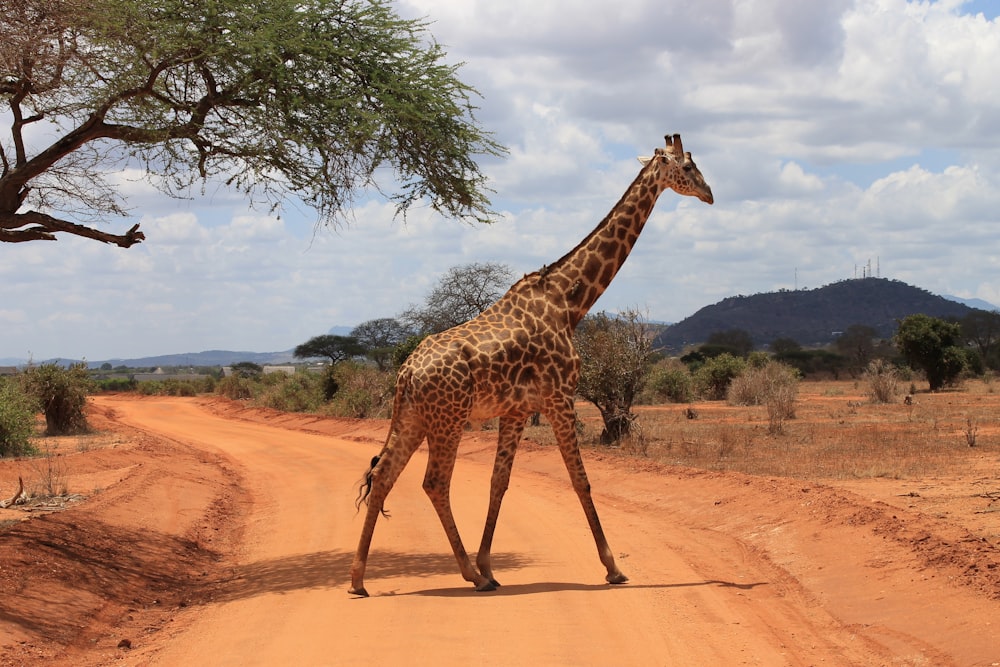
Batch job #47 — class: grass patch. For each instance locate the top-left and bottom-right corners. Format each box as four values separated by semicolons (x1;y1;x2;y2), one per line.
527;379;999;480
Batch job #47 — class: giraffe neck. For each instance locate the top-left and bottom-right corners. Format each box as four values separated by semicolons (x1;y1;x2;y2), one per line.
542;161;667;326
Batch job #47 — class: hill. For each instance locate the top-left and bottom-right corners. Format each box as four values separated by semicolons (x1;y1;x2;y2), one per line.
653;278;981;352
91;349;297;369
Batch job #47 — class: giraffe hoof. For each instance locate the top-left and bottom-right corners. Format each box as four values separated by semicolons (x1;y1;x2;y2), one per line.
349;586;370;597
606;572;628;585
475;580;498;592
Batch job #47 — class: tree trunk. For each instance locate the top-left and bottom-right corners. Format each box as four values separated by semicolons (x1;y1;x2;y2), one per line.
598;406;634;445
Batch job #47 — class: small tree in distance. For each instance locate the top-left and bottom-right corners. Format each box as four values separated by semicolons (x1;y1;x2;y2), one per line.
894;314;968;391
294;335;365;366
834;324;878;375
21;363;92;435
229;362;263;379
400;262;513;334
351;318;413;371
961;310;1000;371
575;310;653;444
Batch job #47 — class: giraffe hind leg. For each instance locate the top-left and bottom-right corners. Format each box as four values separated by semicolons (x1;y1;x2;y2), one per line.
349;429;423;597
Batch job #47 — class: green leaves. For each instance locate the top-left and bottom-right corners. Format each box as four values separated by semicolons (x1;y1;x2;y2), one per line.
2;0;505;245
894;314;968;391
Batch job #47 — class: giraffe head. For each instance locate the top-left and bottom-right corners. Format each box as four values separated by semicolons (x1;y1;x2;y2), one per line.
638;134;714;205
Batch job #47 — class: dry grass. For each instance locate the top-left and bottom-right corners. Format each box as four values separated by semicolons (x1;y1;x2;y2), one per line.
525;379;1000;480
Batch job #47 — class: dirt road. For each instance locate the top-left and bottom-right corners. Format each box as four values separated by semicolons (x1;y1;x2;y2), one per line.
2;395;998;665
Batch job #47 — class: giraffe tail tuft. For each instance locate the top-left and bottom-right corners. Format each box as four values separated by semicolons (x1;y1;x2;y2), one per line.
355;455;390;518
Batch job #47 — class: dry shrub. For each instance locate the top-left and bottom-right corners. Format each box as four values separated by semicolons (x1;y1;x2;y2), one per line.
618;419;650;457
766;383;798;434
324;363;395;419
611;378;1000;480
727;361;799;433
863;359;899;404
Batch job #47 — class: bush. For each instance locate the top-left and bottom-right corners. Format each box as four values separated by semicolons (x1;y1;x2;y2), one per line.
0;379;38;457
642;359;693;403
693;353;746;400
727;361;799;434
94;377;138;392
863;359;899;404
137;378;210;396
21;363;92;435
727;360;800;407
325;362;395;418
216;375;255;400
257;373;325;412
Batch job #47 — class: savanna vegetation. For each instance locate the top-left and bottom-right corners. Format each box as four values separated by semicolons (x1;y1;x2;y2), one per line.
5;254;997;496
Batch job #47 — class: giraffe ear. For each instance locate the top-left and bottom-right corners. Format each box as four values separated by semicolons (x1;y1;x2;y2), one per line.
637;156;651;165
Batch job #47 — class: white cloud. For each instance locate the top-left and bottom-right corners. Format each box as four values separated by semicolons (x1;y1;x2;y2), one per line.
3;0;999;361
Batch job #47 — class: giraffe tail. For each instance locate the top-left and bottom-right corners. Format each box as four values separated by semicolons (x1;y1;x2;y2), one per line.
354;365;413;518
354;454;389;518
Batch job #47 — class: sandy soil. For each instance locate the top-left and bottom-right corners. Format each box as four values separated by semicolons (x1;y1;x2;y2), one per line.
1;394;998;666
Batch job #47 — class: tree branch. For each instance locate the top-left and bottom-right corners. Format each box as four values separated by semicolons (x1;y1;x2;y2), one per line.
0;211;144;246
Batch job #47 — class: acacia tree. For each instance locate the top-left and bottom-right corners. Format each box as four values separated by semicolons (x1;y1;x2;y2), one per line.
351;318;411;370
574;310;654;444
0;0;504;246
294;334;365;365
400;261;512;334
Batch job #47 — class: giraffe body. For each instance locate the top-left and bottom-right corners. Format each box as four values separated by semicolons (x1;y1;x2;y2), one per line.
349;134;713;596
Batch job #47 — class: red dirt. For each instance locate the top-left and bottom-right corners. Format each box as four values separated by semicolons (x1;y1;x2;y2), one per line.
1;394;998;666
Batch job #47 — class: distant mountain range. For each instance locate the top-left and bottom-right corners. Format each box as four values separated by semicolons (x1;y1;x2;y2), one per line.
653;277;994;353
0;349;298;370
942;295;998;311
3;280;996;368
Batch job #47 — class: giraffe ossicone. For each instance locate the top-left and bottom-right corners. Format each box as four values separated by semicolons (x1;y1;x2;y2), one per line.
349;133;713;597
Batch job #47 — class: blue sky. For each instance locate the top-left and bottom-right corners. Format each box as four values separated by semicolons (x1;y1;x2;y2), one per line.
3;0;1000;362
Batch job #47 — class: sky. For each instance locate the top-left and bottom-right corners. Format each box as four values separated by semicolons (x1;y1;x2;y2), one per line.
3;0;1000;362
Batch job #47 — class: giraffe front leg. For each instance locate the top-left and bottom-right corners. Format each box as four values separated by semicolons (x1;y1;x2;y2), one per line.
476;416;525;587
424;434;496;592
547;406;628;586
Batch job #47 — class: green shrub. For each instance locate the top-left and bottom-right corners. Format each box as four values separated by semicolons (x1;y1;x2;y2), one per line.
256;373;324;412
138;377;214;396
0;379;38;457
94;377;138;392
693;353;746;400
21;363;92;435
642;359;693;403
216;375;254;400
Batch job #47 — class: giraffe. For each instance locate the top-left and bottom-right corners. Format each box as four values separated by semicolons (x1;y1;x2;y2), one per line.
349;134;713;597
